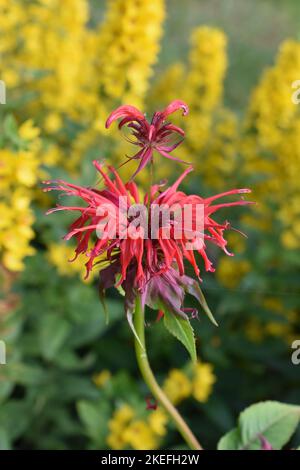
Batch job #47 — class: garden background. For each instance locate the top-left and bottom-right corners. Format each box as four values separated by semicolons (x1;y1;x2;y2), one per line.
0;0;299;450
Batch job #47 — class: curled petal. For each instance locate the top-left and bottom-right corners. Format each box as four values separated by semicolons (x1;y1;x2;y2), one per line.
161;100;189;120
105;105;145;128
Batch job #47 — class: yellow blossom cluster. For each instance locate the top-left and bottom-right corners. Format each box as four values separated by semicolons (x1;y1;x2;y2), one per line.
105;360;215;450
107;404;168;450
96;0;165;108
0;119;41;271
47;243;109;282
243;39;300;249
245;297;298;344
163;361;216;405
163;368;192;405
149;27;233;186
0;0;98;124
0;0;166;274
217;257;251;289
192;362;216;403
68;0;166;173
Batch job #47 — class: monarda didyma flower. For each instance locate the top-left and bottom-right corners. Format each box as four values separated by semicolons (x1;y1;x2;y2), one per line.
44;161;252;326
45;101;253;451
105;100;189;178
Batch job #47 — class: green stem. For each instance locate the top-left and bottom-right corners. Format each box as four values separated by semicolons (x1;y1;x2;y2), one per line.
133;295;202;450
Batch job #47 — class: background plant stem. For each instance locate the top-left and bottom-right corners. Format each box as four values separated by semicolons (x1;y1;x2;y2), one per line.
133;295;202;450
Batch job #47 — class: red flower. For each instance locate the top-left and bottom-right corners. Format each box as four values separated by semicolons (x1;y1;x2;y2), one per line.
44;162;252;323
105;100;189;178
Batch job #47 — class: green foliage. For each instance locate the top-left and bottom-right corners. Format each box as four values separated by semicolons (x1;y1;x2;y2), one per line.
163;311;196;362
1;0;300;451
218;401;300;450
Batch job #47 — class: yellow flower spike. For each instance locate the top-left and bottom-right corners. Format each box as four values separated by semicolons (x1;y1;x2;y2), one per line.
0;119;41;272
243;39;300;250
96;0;165;105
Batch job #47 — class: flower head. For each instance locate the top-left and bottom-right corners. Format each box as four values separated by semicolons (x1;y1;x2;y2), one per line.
44;161;252;325
105;100;189;178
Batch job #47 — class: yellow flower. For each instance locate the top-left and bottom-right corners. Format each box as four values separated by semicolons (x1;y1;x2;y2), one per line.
44;113;63;133
148;408;168;437
18;120;40;140
47;243;99;281
97;0;165;106
0;120;41;271
243;39;300;249
217;258;250;289
192;362;216;403
106;433;125;451
112;404;135;425
107;404;135;450
123;420;158;450
163;369;192;405
92;370;111;388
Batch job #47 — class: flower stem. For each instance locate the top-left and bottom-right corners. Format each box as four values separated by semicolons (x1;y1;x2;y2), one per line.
133;295;202;450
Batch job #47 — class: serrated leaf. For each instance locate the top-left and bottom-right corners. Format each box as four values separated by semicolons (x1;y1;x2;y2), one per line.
163;310;196;362
185;280;218;326
239;401;300;450
217;428;240;450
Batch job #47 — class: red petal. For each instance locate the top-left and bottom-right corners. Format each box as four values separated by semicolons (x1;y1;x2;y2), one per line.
161;100;189;120
105;105;145;128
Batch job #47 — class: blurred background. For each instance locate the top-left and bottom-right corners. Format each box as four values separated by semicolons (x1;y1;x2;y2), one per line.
0;0;299;450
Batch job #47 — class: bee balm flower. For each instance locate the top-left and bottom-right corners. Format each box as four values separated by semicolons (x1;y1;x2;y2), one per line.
44;162;252;325
105;100;189;178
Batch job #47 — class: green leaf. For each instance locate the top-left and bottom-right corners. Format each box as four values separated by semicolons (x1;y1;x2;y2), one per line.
0;402;31;440
39;315;71;360
163;310;197;362
184;280;218;326
239;401;300;450
2;362;47;386
4;114;18;138
217;428;240;450
77;400;109;445
3;114;23;147
217;401;300;450
0;427;11;450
